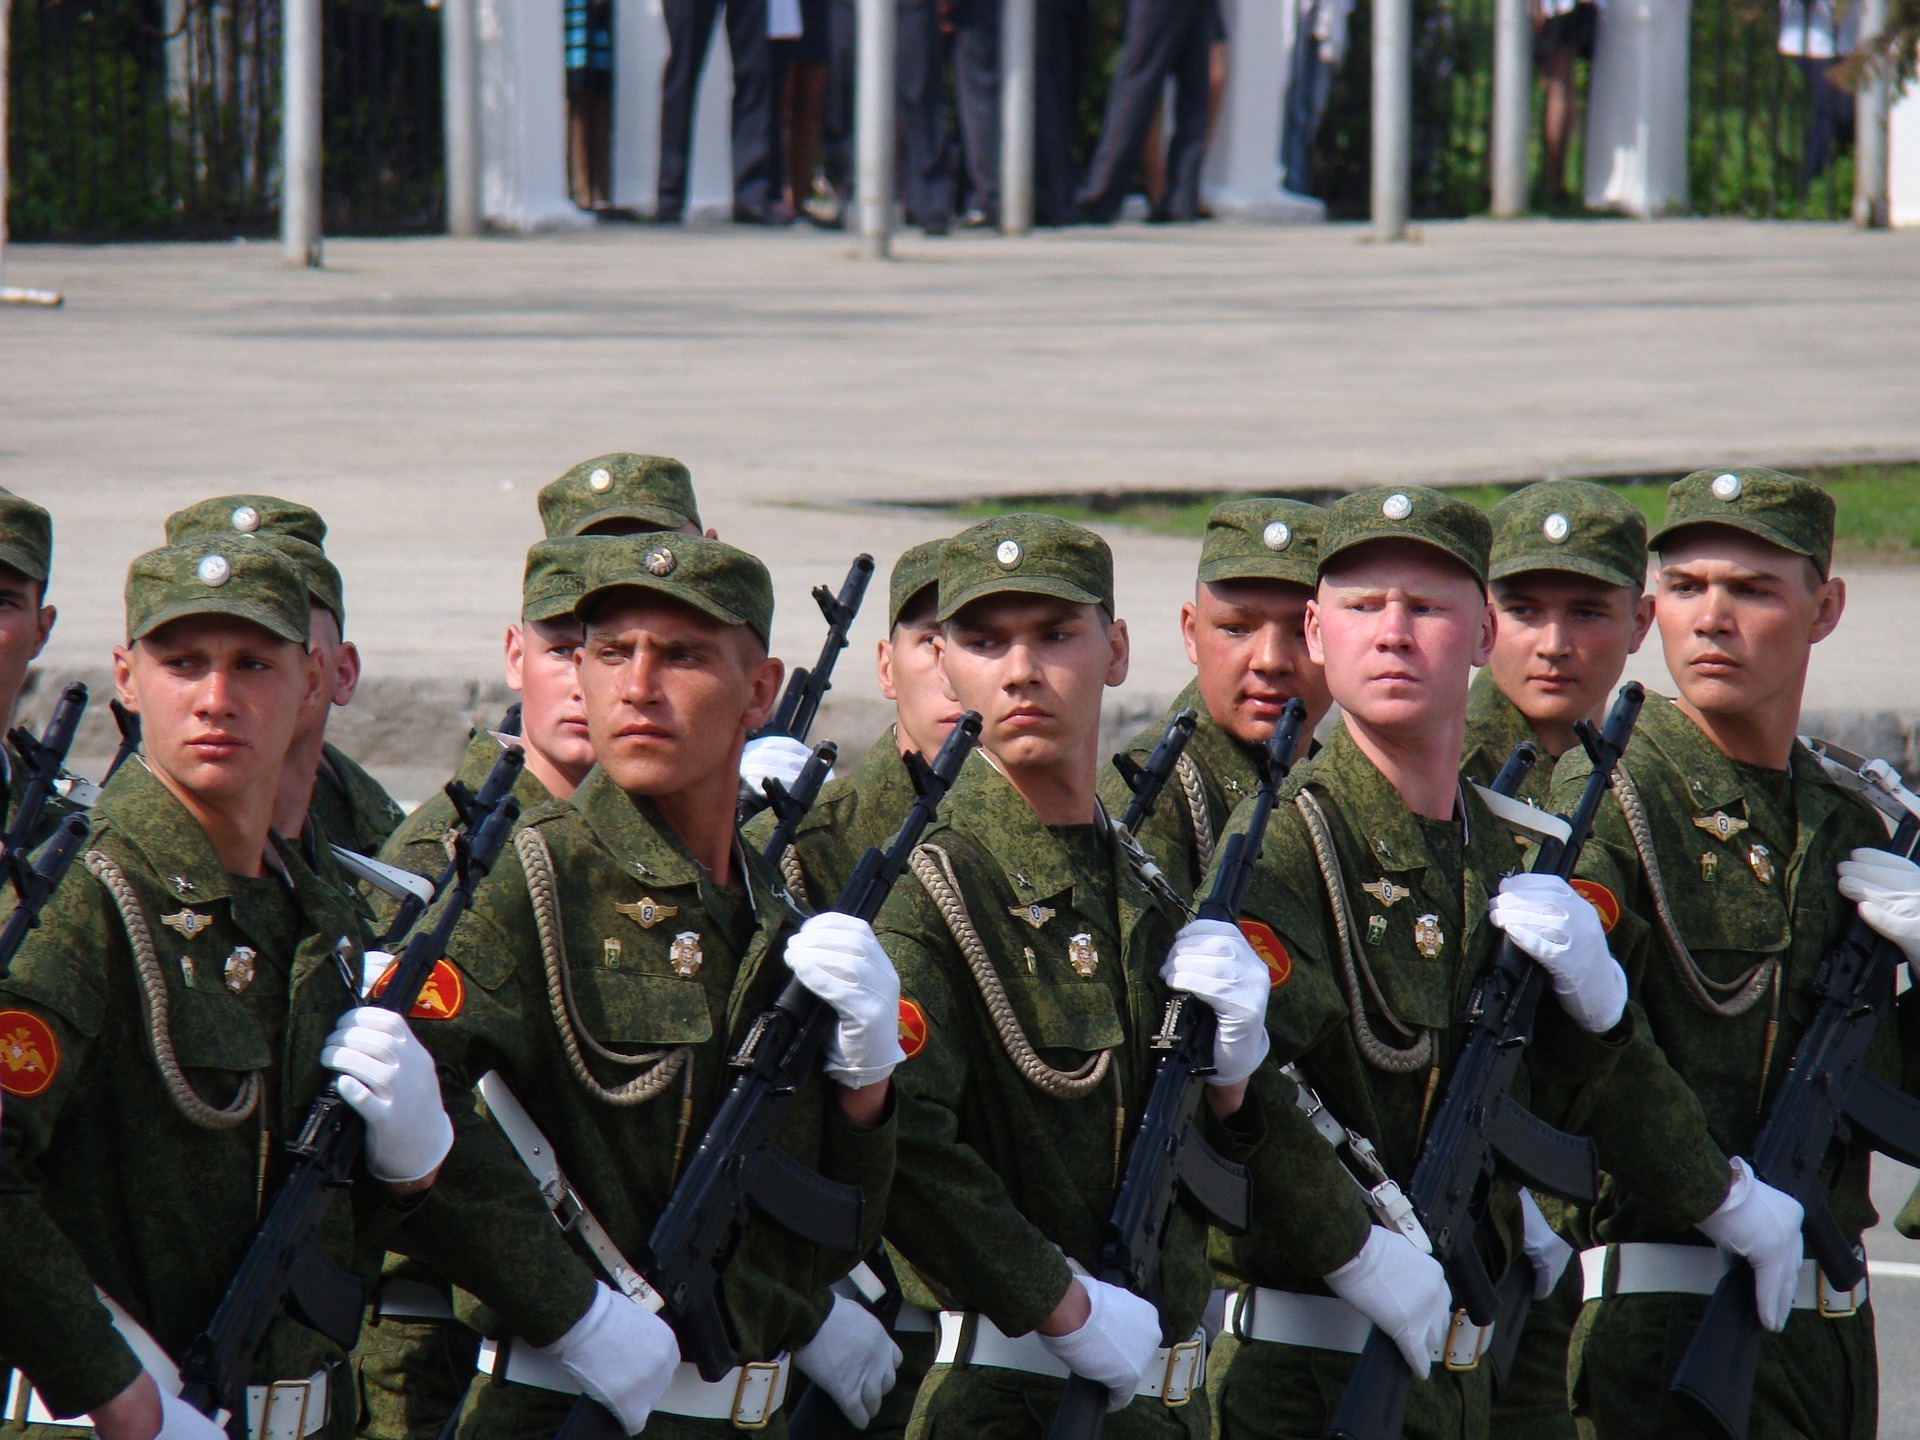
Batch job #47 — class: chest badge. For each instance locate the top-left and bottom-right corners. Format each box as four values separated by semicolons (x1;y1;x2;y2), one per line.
603;938;623;969
1360;878;1410;908
669;931;704;978
1749;844;1775;885
1702;852;1719;882
169;876;197;896
1366;914;1388;946
223;946;258;995
1010;902;1057;929
1068;933;1100;978
1692;811;1750;842
615;897;678;930
1413;914;1445;960
179;955;197;987
161;908;213;940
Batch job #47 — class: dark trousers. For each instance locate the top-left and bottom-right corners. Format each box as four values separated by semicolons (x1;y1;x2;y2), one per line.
1076;0;1208;219
657;0;779;215
897;0;999;225
822;0;858;198
1032;0;1089;223
951;0;1002;217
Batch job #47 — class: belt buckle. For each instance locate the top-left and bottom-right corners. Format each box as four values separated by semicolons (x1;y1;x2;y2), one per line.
730;1360;783;1430
1160;1337;1204;1406
257;1377;316;1440
1442;1310;1491;1372
1817;1263;1868;1320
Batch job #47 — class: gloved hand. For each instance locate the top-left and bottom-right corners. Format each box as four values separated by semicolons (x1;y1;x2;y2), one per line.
1518;1190;1574;1300
740;736;825;804
537;1282;681;1436
784;913;907;1088
1838;847;1920;966
1696;1157;1805;1332
1489;873;1628;1033
320;1006;454;1184
154;1389;226;1440
360;947;395;999
1037;1277;1163;1412
1324;1226;1451;1379
1160;919;1272;1086
793;1295;902;1429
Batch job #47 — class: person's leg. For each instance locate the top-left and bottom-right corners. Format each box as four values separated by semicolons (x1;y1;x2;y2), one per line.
1158;4;1212;218
1030;0;1085;222
657;0;723;217
785;0;832;210
820;0;858;206
898;0;953;227
1539;32;1574;201
952;0;1002;221
568;81;594;208
589;87;613;204
1076;0;1201;220
724;0;785;215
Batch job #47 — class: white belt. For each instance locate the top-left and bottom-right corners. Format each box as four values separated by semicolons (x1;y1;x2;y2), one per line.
1578;1243;1869;1318
374;1277;459;1322
894;1303;937;1335
2;1368;331;1439
477;1338;790;1429
1221;1286;1494;1372
932;1311;1206;1405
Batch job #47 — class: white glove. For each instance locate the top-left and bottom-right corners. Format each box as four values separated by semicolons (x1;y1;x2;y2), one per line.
320;1006;455;1184
1518;1190;1574;1300
154;1390;227;1440
1160;919;1272;1086
1696;1157;1805;1333
784;913;907;1087
537;1282;681;1436
1489;873;1627;1033
1324;1226;1451;1379
1036;1277;1163;1412
740;736;825;802
793;1295;902;1429
1837;847;1920;966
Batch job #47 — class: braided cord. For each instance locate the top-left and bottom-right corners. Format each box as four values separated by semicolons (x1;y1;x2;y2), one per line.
1176;753;1215;878
779;847;812;911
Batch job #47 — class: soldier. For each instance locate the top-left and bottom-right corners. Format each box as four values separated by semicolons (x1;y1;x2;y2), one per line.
1467;481;1651;1440
1103;498;1332;902
0;535;455;1440
873;514;1274;1440
1552;468;1915;1440
0;486;65;834
163;496;404;857
393;533;903;1440
1204;486;1635;1440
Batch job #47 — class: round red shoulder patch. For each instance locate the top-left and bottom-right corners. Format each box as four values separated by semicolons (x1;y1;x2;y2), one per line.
897;999;930;1061
1239;920;1292;988
1569;879;1622;935
0;1009;60;1098
370;957;467;1020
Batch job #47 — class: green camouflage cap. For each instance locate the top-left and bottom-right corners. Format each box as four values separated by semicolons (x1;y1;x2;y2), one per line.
1649;467;1835;579
522;537;599;624
126;534;311;645
938;513;1115;622
1318;485;1491;587
888;540;946;630
164;494;345;631
0;487;53;585
1197;497;1323;588
1489;480;1648;591
575;533;773;644
539;454;703;538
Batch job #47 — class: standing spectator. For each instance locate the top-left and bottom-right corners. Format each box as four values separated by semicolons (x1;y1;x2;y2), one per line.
899;0;1002;232
565;0;615;208
1077;0;1215;221
1534;0;1600;204
819;0;860;221
1279;0;1350;198
1140;0;1227;218
1779;0;1857;191
1033;0;1092;224
656;0;791;223
779;0;834;218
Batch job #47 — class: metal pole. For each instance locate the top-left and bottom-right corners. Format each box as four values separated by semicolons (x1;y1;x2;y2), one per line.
281;0;323;266
1853;0;1890;228
855;0;896;257
443;0;481;237
0;0;58;306
1370;0;1411;239
1490;0;1530;216
1000;0;1034;234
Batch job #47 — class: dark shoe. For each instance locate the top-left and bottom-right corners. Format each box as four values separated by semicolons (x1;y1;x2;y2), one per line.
922;212;951;236
733;201;798;226
650;205;684;225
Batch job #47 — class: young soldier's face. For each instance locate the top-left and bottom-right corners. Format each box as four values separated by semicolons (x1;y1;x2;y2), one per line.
877;607;963;758
579;593;783;798
1308;542;1493;736
1489;573;1652;730
1654;527;1844;723
1182;579;1333;745
0;565;54;722
936;596;1128;772
114;616;321;807
507;616;594;779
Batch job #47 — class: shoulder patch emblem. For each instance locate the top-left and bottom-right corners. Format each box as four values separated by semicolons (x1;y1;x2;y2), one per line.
897;999;930;1060
614;897;678;930
370;957;467;1020
1239;920;1292;988
0;1010;59;1098
1569;879;1621;934
162;908;214;939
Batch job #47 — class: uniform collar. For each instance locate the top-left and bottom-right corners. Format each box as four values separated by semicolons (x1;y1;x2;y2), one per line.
570;764;710;890
1635;692;1786;817
1464;670;1539;764
1303;722;1465;875
99;757;238;904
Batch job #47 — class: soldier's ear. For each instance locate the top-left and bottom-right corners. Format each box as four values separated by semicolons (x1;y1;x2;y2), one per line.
1104;618;1130;689
1809;574;1846;646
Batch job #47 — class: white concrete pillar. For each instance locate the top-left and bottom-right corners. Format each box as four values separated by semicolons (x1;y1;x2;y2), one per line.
478;0;593;230
1200;0;1325;219
1891;48;1920;226
1854;0;1890;227
1000;0;1035;234
1371;0;1411;238
1490;0;1530;216
444;0;483;235
1583;0;1691;216
282;0;324;266
855;0;896;255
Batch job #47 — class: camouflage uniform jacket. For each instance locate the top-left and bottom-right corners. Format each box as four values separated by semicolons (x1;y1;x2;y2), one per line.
0;759;376;1422
308;741;406;857
1460;670;1556;810
402;764;897;1355
1551;691;1901;1244
745;729;918;912
376;729;555;885
876;754;1265;1341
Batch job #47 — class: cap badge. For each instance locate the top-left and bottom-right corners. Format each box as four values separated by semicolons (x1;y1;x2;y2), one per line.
644;546;677;577
1692;810;1750;841
162;908;214;940
230;504;261;533
1360;877;1409;908
1067;932;1099;978
1382;493;1413;521
615;897;678;930
995;539;1023;569
223;946;258;994
1262;521;1293;551
1009;902;1057;929
589;467;613;493
669;931;704;978
1543;513;1571;543
1711;472;1743;501
197;554;232;588
1413;914;1444;959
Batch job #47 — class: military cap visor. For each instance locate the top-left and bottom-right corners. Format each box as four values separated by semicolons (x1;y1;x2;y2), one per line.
1197;497;1323;588
126;536;312;646
0;487;53;585
937;514;1116;622
1649;467;1834;579
1317;486;1492;587
574;534;774;644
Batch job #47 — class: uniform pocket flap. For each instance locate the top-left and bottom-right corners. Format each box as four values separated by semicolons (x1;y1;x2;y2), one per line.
570;968;714;1046
1010;979;1125;1057
167;987;273;1073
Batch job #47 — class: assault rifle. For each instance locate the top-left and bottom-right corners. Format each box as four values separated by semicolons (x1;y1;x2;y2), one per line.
1668;742;1920;1440
751;553;874;746
1044;697;1308;1440
758;740;840;873
177;742;527;1428
1113;708;1198;840
554;713;983;1440
1327;682;1644;1440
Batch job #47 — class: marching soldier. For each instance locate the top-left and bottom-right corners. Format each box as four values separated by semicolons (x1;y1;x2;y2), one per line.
392;534;903;1440
0;486;68;837
1204;487;1635;1440
1552;468;1916;1439
874;515;1274;1440
1102;498;1332;902
0;535;455;1440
